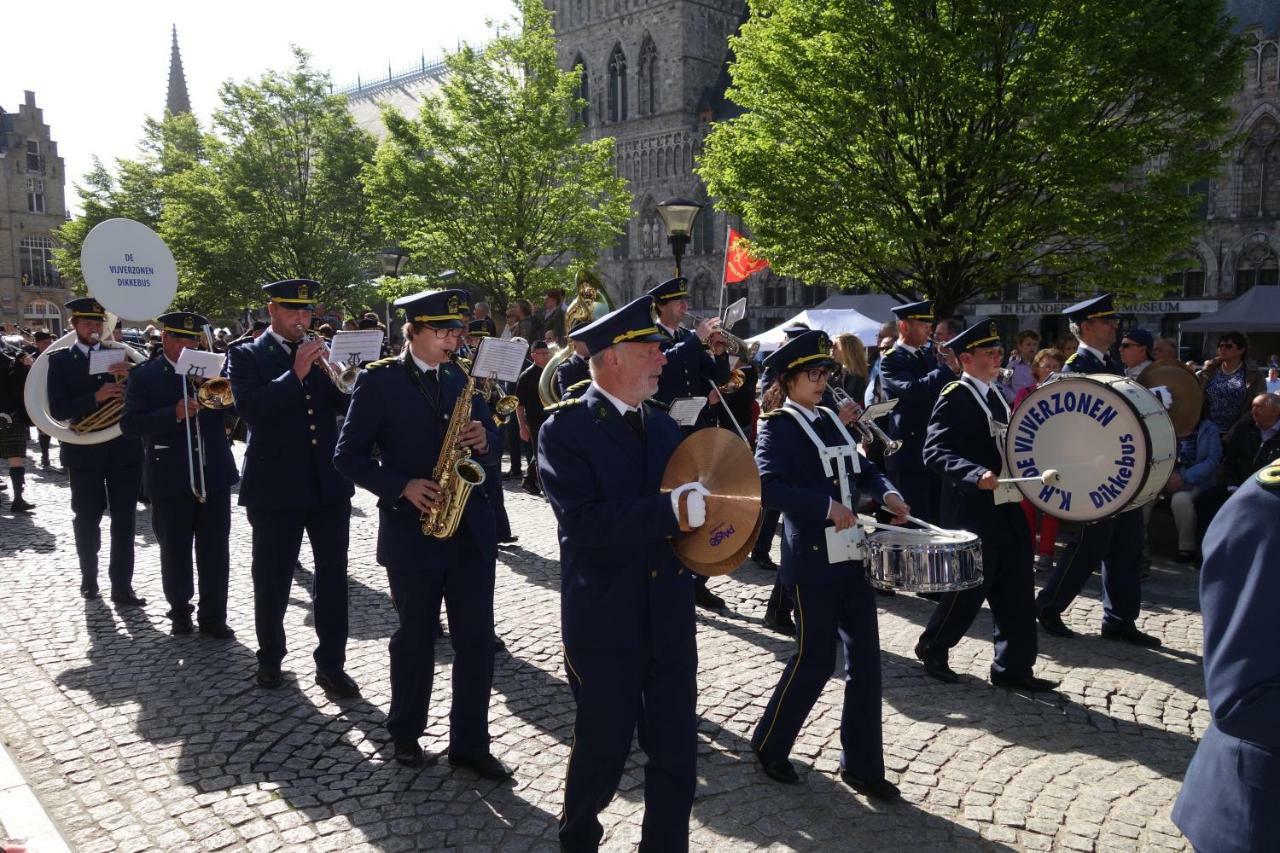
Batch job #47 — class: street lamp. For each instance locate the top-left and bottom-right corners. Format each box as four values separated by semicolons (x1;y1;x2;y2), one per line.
377;246;410;278
656;197;703;278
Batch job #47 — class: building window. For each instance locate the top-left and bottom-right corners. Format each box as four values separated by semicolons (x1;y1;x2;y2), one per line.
20;237;59;289
1163;258;1206;298
607;44;627;123
572;56;589;126
613;219;629;260
801;285;828;306
26;140;41;173
725;282;748;313
638;35;658;116
27;178;45;214
692;205;715;255
1236;243;1279;294
1239;116;1279;218
763;279;788;307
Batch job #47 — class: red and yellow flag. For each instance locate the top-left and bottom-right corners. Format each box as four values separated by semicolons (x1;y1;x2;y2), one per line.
724;228;770;283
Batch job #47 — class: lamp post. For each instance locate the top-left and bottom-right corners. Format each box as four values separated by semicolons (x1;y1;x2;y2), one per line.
376;246;410;335
655;197;703;278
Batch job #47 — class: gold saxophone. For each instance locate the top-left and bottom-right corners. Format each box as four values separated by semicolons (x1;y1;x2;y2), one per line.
420;370;488;539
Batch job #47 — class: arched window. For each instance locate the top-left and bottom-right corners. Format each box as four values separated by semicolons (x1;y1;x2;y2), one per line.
607;44;628;123
1239;116;1279;218
692;271;714;310
692;202;716;255
19;236;59;289
23;299;62;334
1163;255;1206;298
638;35;658;116
572;56;589;126
1236;242;1279;294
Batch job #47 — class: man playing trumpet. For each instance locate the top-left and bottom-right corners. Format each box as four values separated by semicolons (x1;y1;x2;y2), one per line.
47;298;145;604
228;279;357;696
121;312;237;638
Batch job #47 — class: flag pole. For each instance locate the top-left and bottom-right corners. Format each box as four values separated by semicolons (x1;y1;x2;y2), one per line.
717;223;732;322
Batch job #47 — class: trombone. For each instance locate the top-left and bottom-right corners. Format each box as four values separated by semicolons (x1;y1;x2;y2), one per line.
184;326;236;502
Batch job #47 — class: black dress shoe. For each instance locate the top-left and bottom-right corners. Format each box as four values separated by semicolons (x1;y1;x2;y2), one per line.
1037;611;1075;638
991;672;1059;692
752;745;799;784
520;481;542;496
914;641;959;684
1100;622;1162;648
750;551;778;571
448;751;513;780
840;770;900;801
763;611;796;636
493;635;506;652
502;469;522;481
171;618;194;636
9;496;34;513
198;623;236;640
875;586;897;597
80;584;100;600
110;591;147;607
694;586;726;611
497;535;519;545
256;665;283;689
393;739;431;768
316;669;361;698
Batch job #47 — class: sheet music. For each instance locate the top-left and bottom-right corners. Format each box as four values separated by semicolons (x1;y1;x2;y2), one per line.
175;347;226;379
88;348;128;375
327;330;384;366
472;338;528;383
668;397;707;427
723;298;747;329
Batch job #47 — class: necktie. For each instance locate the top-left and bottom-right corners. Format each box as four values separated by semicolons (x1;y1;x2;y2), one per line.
624;408;645;439
986;389;1008;425
284;339;299;359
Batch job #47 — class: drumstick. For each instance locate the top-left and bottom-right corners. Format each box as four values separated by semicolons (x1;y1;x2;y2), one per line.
905;514;949;535
997;469;1061;486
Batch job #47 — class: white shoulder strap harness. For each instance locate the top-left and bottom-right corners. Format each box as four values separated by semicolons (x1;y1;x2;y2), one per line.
781;402;862;510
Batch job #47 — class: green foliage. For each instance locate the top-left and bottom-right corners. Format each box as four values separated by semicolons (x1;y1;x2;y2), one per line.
364;0;631;304
699;0;1245;316
163;47;381;315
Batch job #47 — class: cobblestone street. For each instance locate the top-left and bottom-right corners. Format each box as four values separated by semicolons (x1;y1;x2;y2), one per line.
0;447;1205;852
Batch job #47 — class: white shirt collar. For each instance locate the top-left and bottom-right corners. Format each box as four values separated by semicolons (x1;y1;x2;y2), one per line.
657;321;679;337
1079;343;1106;362
962;372;993;397
74;340;98;355
1261;420;1280;442
783;400;821;422
897;342;919;355
409;350;439;373
267;329;294;350
593;383;638;416
1124;359;1152;379
165;355;180;372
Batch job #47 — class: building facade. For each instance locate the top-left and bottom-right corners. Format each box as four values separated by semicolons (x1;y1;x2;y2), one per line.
0;91;69;334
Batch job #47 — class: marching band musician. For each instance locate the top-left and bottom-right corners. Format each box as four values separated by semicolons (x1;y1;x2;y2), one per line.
551;320;591;400
1034;295;1161;647
538;295;706;852
333;289;511;778
32;330;54;468
914;321;1058;691
228;279;359;696
467;318;516;546
750;330;909;801
47;298;145;604
121;312;237;638
879;300;959;523
1;333;35;513
647;277;728;611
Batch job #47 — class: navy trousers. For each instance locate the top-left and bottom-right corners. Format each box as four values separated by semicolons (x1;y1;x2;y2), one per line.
918;514;1037;678
1036;507;1143;628
247;502;350;671
68;463;141;593
752;570;884;780
754;508;781;555
384;534;495;752
151;489;231;627
560;643;697;853
482;462;511;540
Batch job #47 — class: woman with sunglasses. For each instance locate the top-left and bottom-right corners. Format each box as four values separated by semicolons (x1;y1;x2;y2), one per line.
750;330;909;800
1199;331;1265;437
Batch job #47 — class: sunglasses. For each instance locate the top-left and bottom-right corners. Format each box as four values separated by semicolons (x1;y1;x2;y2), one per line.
1217;341;1237;350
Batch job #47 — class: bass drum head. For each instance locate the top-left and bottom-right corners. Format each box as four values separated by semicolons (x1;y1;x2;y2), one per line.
1004;374;1173;523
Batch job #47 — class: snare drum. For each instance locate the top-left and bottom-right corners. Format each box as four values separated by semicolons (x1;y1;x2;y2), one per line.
864;530;983;593
1004;373;1175;523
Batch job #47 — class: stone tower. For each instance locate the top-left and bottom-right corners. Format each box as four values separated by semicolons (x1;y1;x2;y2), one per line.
166;24;192;116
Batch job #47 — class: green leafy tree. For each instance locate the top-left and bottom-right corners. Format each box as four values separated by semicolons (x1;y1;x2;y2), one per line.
364;0;631;305
54;112;203;289
699;0;1244;316
162;48;380;315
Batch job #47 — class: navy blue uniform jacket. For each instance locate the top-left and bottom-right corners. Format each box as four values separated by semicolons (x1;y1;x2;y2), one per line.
228;332;353;509
923;380;1021;538
655;327;717;405
552;354;591;400
1172;470;1280;853
879;346;955;472
1063;346;1114;377
46;345;141;469
120;357;239;499
538;385;694;652
755;409;897;586
333;354;500;566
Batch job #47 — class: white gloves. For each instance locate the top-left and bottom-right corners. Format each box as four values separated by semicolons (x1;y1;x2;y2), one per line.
670;482;710;529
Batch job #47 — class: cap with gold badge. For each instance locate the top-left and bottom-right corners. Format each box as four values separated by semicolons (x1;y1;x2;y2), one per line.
762;330;835;375
944;320;1003;353
157;311;210;339
1061;293;1116;324
646;277;690;304
569;295;668;356
394;289;472;330
261;279;320;310
66;297;107;320
890;300;935;322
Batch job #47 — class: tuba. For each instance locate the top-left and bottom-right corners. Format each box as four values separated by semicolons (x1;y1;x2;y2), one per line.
538;269;612;407
420;370;487;538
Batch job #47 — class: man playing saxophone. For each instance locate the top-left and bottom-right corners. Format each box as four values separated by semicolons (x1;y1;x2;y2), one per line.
47;298;145;604
334;289;511;777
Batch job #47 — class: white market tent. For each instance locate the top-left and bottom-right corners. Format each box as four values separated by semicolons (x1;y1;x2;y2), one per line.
747;308;884;351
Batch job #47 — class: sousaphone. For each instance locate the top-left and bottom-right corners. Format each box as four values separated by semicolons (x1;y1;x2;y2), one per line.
537;268;614;407
25;219;177;445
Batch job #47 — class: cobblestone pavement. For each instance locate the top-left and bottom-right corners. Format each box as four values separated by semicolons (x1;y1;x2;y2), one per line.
0;445;1205;852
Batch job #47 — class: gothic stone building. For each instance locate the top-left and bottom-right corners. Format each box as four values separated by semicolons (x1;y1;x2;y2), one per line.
0;91;69;333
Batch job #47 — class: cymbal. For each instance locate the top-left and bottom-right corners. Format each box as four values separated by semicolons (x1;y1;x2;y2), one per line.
661;428;762;576
1138;358;1204;436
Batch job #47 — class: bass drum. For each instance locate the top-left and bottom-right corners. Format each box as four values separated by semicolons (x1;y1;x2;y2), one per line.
1003;373;1175;523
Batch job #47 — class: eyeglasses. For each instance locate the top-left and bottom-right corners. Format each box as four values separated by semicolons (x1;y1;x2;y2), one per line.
802;367;831;383
433;328;465;340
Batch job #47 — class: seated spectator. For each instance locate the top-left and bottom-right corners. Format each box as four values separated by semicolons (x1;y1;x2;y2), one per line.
1014;348;1065;569
1267;365;1280;395
1163;402;1223;563
1199;331;1265;437
1195;393;1280;539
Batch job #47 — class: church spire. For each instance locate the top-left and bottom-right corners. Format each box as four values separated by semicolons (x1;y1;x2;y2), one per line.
166;24;191;116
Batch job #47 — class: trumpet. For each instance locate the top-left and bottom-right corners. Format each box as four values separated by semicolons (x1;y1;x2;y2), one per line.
293;325;360;393
481;378;519;426
829;383;902;455
685;314;760;360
